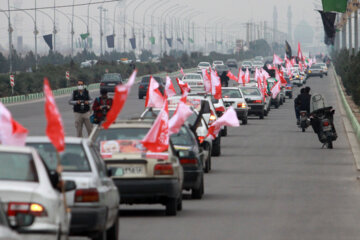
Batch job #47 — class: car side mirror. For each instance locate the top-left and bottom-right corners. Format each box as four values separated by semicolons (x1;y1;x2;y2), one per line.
64;180;76;192
13;213;35;229
245;98;250;102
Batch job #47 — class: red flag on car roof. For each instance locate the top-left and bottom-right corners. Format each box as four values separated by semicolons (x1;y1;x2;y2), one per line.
270;79;281;99
142;101;169;152
227;71;238;82
245;68;250;83
238;68;246;86
273;54;283;65
169;100;193;135
176;77;191;94
202;69;212;93
44;78;65;152
298;42;304;62
165;76;176;97
211;69;222;99
0;102;28;146
145;76;165;108
102;70;137;129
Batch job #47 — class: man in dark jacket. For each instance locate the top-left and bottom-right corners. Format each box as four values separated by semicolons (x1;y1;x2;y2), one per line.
220;71;229;87
299;86;311;114
69;80;93;137
92;89;113;124
294;88;305;125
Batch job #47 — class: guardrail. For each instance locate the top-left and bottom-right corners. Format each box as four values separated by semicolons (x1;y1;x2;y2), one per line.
0;68;196;105
332;65;360;142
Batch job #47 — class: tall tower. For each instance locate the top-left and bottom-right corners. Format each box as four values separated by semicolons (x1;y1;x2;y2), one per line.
288;6;292;42
273;6;278;43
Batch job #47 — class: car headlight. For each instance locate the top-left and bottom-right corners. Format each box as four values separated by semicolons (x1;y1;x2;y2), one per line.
308;70;312;73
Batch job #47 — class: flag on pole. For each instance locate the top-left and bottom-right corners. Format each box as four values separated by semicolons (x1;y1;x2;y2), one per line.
145;76;165;108
321;0;347;13
149;36;155;45
106;34;115;48
43;34;53;50
129;37;136;49
165;76;177;97
318;11;336;45
169;101;193;135
211;70;222;99
206;107;239;140
273;54;283;65
44;78;65;152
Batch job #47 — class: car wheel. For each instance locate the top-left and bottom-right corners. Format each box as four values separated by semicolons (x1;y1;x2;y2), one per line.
92;230;106;240
259;111;264;119
280;98;283;105
165;198;177;216
211;137;221;157
138;94;143;99
221;126;227;136
242;117;248;125
275;102;279;109
191;176;204;199
106;216;119;240
320;75;323;78
264;109;268;116
289;93;293;99
204;156;210;173
283;97;286;103
177;194;183;211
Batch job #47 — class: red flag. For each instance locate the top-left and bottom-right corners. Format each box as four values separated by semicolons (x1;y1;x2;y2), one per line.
176;77;191;94
145;76;165;108
297;42;304;61
206;107;239;139
0;103;28;146
276;69;288;86
211;70;222;99
267;64;274;70
238;68;246;86
245;68;250;84
202;69;212;93
227;71;238;82
165;76;176;97
141;101;169;152
102;70;137;129
273;54;283;65
44;78;65;152
180;67;185;76
169;101;193;135
299;62;304;72
271;80;281;99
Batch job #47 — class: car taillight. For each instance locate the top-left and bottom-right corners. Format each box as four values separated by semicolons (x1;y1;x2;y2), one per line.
323;121;330;127
208;114;216;125
300;112;306;116
197;82;203;86
139;85;144;89
215;106;225;112
286;86;292;90
237;103;246;108
254;100;262;103
7;202;47;217
100;82;105;86
180;158;198;165
75;188;99;202
198;136;205;143
154;163;174;175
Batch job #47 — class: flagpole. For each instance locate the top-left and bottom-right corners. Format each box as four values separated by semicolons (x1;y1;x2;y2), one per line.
34;0;38;70
56;152;69;240
7;0;13;74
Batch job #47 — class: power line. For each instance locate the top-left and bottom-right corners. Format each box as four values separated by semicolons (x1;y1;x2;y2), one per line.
0;0;119;12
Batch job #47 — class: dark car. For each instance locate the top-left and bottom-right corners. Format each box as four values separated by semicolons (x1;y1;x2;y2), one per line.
171;124;205;199
138;76;164;99
226;59;238;69
100;73;123;92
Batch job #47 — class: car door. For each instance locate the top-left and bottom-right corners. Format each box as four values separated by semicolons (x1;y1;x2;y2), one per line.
88;145;119;226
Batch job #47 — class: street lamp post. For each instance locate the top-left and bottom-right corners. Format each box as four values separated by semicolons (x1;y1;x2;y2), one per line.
132;0;146;53
142;0;163;51
34;0;38;69
71;0;75;56
98;6;103;55
7;0;13;73
159;4;179;57
53;0;56;52
163;6;184;54
150;1;171;53
103;8;108;53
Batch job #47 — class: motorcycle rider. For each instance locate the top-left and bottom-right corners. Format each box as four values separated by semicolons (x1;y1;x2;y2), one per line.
300;87;311;114
92;89;113;124
294;88;305;125
220;71;229;87
69;80;93;137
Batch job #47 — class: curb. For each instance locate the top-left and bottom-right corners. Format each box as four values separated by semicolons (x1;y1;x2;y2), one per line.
0;68;196;105
332;64;360;142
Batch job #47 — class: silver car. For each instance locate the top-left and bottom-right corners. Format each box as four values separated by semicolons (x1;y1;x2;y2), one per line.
27;137;120;240
0;146;71;240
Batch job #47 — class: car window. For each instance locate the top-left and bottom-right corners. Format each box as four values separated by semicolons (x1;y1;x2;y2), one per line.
199;63;210;67
0;152;38;182
27;143;91;172
102;74;122;82
241;88;261;96
170;127;195;146
222;89;242;98
96;128;149;145
89;146;107;178
184;74;201;80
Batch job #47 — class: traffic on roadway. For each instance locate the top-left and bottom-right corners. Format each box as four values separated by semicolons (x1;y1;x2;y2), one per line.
1;53;360;240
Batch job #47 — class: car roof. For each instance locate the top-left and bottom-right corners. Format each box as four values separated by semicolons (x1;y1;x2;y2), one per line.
102;120;153;129
222;87;240;90
0;145;34;154
26;136;86;144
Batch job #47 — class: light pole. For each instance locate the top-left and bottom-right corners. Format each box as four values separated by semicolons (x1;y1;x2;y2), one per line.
103;8;108;52
123;0;143;52
150;1;171;53
87;0;93;34
71;0;75;56
159;4;179;57
7;0;13;73
142;0;163;51
163;6;184;54
98;6;103;55
53;0;57;52
132;0;146;52
113;3;123;51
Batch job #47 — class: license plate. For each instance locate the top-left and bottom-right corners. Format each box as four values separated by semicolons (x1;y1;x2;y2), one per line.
107;83;116;86
113;166;145;177
323;126;331;131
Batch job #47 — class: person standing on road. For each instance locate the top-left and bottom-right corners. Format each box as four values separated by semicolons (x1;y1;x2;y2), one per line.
294;88;305;125
69;80;93;137
92;89;113;125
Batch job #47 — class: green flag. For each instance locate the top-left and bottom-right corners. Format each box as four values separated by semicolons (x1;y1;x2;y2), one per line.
80;33;90;40
149;36;155;45
217;41;223;45
321;0;347;13
188;38;194;43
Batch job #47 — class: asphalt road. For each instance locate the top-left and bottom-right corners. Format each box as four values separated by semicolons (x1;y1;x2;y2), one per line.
8;68;360;240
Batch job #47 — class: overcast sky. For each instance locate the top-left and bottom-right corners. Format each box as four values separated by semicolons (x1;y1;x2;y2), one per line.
0;0;324;54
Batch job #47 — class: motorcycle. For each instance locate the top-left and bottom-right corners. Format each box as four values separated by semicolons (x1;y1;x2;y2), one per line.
309;94;337;149
299;110;310;132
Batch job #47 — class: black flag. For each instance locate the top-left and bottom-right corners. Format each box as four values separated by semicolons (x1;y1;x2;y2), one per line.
285;40;292;58
43;34;53;50
106;34;115;48
166;38;173;47
177;38;183;45
129;37;136;49
318;10;336;45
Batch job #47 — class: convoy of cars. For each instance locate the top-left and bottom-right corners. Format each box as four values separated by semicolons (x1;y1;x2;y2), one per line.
0;56;321;239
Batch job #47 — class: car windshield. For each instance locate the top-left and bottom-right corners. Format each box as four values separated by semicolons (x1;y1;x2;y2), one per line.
102;74;122;82
0;152;38;182
141;77;161;83
28;143;91;172
170;127;194;146
214;61;223;64
144;110;197;125
310;65;321;69
242;62;251;66
222;89;242;98
253;61;263;65
241;88;261;96
199;63;210;67
184;74;202;80
318;63;326;67
96;128;149;144
216;65;228;71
